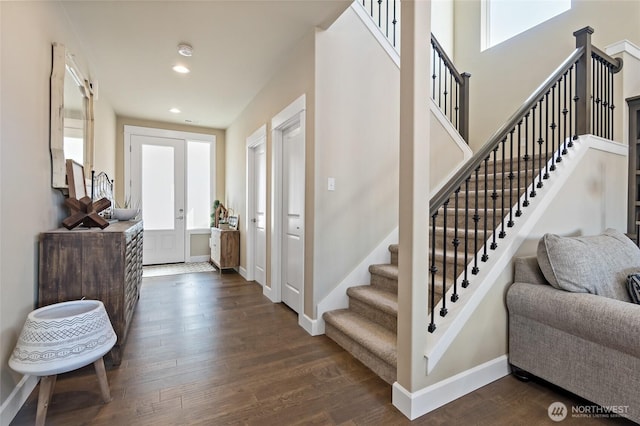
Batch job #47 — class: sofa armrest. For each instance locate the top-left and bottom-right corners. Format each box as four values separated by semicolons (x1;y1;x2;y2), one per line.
507;282;640;358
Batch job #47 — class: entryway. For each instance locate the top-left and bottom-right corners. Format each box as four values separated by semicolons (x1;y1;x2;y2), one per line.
124;125;216;265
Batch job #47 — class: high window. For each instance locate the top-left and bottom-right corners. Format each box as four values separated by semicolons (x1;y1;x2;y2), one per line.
482;0;571;50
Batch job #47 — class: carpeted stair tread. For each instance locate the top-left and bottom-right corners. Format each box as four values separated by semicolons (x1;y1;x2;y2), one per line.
347;285;398;317
369;263;398;280
323;309;397;367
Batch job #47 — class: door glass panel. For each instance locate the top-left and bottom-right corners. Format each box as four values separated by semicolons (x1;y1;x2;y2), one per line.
142;144;174;230
186;141;211;229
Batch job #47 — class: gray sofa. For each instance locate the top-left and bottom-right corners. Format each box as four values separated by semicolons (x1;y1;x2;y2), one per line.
507;229;640;424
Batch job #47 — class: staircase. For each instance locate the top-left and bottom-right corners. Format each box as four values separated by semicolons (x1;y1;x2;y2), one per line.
323;154;545;384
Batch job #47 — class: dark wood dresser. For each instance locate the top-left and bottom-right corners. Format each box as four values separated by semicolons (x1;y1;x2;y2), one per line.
38;220;143;365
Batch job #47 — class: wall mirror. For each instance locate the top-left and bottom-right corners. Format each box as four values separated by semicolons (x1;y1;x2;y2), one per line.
50;42;95;192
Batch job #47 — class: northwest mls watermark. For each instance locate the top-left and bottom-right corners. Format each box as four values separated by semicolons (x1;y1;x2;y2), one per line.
548;401;630;422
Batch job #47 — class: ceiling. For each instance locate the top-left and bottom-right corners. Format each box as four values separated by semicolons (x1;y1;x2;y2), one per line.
60;1;351;129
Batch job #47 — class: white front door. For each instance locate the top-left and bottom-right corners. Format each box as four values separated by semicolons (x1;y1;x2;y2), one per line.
131;134;185;265
281;120;304;313
250;142;267;286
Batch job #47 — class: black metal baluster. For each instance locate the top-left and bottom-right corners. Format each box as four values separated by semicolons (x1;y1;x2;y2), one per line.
451;188;460;303
544;92;550;179
508;128;516;225
490;147;499;248
428;212;437;333
438;55;443;108
523;113;531;207
562;71;569;155
531;104;538;196
455;78;460;130
392;0;397;47
483;156;490;261
462;177;470;287
473;166;481;273
592;56;596;135
377;0;382;27
385;0;389;38
443;68;449;121
570;62;576;146
610;63;615;140
550;85;556;171
555;79;562;163
499;141;506;238
537;98;544;188
432;44;437;101
441;200;448;317
516;120;527;217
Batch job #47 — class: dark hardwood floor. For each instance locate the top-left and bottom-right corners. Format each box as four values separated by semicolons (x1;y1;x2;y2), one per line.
11;271;636;425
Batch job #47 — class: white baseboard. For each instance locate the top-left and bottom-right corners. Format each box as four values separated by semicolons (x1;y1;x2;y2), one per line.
392;355;510;420
0;375;39;426
238;266;248;280
299;314;322;336
189;255;210;263
263;284;278;303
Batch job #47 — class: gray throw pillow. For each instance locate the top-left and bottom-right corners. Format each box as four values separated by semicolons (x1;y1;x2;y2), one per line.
537;228;638;302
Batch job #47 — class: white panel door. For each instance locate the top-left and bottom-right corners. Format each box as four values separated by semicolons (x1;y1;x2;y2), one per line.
131;134;185;265
281;121;304;313
251;142;267;285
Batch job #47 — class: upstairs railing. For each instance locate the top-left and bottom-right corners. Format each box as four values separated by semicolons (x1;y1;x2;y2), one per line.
426;27;622;333
358;0;470;141
430;35;471;141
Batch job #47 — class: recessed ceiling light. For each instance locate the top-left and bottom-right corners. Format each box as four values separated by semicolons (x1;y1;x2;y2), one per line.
185;119;193;123
178;43;193;57
172;65;190;74
169;108;181;114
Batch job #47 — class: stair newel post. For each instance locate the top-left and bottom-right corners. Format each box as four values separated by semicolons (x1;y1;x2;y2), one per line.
459;72;471;142
574;26;594;137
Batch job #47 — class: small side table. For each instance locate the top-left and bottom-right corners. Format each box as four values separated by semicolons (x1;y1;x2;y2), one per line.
9;300;116;426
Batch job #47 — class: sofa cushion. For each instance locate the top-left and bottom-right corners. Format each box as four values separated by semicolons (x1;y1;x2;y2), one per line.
628;274;640;304
537;229;638;302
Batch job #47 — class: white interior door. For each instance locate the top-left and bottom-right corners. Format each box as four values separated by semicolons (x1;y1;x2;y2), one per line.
281;120;304;313
250;142;267;285
131;134;185;265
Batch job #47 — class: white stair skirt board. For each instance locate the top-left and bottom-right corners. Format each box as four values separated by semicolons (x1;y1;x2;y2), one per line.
0;375;39;426
392;355;510;420
423;135;628;374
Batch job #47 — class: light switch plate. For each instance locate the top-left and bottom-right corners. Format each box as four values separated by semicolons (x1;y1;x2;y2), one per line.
328;177;336;191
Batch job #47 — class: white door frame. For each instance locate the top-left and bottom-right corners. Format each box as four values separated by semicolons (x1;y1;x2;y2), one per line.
268;95;306;307
124;125;216;262
246;124;267;283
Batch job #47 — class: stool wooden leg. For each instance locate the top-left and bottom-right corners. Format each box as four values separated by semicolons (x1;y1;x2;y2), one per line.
93;357;112;403
36;375;56;426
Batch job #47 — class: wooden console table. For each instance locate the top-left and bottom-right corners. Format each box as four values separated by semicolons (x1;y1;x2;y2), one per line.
38;220;143;365
210;227;239;271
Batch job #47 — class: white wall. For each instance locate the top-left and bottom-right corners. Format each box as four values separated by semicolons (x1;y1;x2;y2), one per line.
454;0;640;151
0;1;117;419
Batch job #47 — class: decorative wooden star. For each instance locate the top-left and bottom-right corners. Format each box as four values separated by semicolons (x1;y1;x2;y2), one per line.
62;196;111;230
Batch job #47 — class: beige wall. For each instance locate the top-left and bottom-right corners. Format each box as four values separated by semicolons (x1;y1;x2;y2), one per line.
313;7;400;311
0;0;117;409
225;30;316;314
93;98;117;178
454;0;640;151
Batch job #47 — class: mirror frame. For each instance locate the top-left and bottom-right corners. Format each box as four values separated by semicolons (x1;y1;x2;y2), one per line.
50;42;95;192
